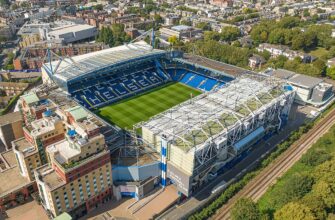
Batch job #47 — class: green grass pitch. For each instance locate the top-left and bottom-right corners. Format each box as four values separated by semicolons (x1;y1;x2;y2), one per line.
96;82;202;130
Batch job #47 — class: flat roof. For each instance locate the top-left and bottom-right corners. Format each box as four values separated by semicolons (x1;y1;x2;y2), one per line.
36;165;65;190
48;24;95;36
13;138;36;157
288;74;323;89
44;41;166;83
66;105;88;121
0;151;31;198
0;111;22;125
181;54;247;77
21;92;39;105
47;139;80;164
272;69;296;80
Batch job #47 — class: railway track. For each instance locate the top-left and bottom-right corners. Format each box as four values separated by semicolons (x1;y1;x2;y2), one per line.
212;109;335;220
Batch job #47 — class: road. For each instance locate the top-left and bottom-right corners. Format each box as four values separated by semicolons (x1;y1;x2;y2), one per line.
157;104;308;220
213;108;335;220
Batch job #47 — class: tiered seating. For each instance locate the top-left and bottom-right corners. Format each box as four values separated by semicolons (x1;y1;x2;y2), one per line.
70;68;166;109
166;69;229;92
145;71;162;84
111;83;128;96
187;74;206;88
95;84;117;100
199;78;218;91
83;89;102;105
180;72;194;84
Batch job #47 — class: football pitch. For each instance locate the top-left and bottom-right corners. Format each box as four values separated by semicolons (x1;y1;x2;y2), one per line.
96;82;202;129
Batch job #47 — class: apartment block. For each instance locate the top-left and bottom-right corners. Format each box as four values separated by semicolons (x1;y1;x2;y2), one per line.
35;119;112;218
0;112;24;151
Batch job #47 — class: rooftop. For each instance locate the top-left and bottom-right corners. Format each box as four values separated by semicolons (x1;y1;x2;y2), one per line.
288;74;323;89
21;92;39;105
48;24;96;36
0;151;32;198
30;115;61;137
47;139;80;164
272;69;296;80
35;165;65;191
66;105;88;122
181;54;247;77
0;111;22;125
141;75;292;152
44;41;166;83
13;137;36;157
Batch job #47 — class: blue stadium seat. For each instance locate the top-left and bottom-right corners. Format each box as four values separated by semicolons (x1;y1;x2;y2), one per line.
112;83;129;96
199;78;218;91
186;74;206;88
180;72;194;84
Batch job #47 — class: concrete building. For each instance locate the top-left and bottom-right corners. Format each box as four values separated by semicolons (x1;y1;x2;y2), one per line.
269;69;334;106
159;25;203;42
0;150;37;212
47;24;98;44
0;112;24;151
288;74;333;106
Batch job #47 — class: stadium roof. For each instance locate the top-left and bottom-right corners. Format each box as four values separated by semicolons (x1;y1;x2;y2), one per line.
43;41;166;83
141;75;292;153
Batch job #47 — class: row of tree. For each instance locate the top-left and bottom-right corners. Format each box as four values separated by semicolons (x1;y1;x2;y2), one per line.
250;16;335;50
231;126;335;220
96;24;131;47
204;26;241;42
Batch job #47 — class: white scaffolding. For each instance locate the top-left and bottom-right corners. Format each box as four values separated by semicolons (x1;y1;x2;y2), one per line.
140;74;295;176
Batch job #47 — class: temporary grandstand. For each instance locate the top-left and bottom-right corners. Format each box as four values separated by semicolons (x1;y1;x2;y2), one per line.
140;74;295;196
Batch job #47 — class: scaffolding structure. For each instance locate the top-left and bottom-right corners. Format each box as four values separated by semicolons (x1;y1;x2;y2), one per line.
140;74;295;191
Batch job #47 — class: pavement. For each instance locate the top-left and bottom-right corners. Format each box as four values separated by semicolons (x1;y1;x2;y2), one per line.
157;104;309;220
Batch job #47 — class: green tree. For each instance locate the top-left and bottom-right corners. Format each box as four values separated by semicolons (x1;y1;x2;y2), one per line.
196;22;211;31
168;35;178;45
221;26;241;42
301;194;328;220
301;148;332;166
154;14;163;24
326;66;335;80
204;31;221;42
312;180;335;209
274;202;316;220
291;35;305;50
180;20;192;26
93;4;103;11
96;27;114;47
231;198;260;220
312;59;326;76
0;0;9;7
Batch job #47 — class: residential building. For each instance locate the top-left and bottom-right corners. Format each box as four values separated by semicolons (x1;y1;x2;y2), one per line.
0;112;24;151
35;107;112;218
0;150;37;212
257;43;314;62
249;54;266;69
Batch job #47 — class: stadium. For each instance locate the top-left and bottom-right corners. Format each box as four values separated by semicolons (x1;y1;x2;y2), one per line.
41;41;295;197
